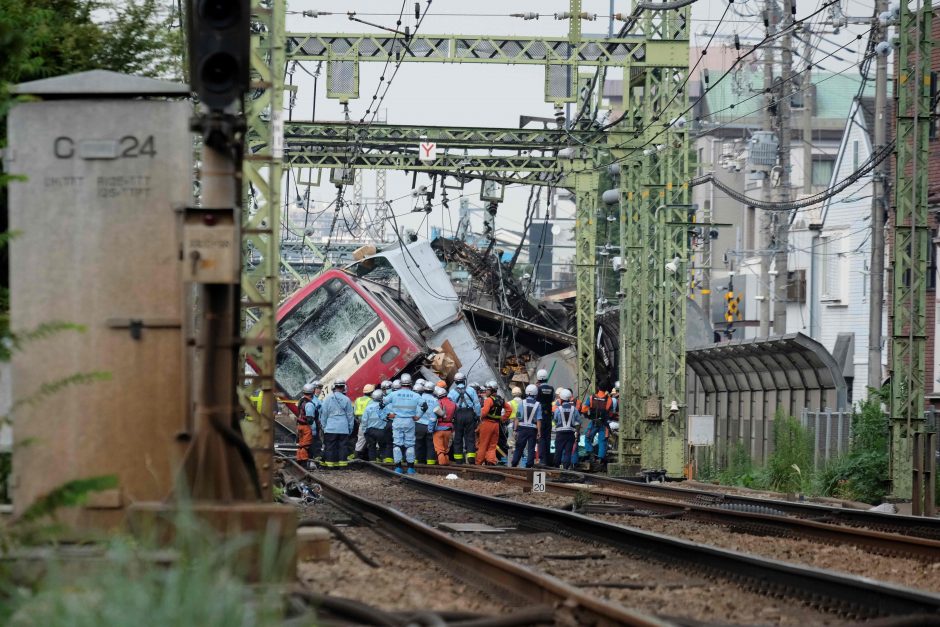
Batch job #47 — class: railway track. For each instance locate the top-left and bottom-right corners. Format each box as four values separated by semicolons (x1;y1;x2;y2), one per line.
279;456;671;626
305;461;940;623
435;463;940;540
409;463;940;561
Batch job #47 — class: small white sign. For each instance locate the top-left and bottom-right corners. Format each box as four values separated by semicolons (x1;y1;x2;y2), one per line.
532;470;546;493
272;109;284;159
688;414;715;446
418;141;437;161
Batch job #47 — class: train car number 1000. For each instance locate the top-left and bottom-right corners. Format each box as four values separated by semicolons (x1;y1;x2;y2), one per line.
352;328;387;366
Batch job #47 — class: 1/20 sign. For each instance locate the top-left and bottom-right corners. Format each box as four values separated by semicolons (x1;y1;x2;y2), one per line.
532;470;546;493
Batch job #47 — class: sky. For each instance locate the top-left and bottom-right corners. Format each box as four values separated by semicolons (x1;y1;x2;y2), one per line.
281;0;884;242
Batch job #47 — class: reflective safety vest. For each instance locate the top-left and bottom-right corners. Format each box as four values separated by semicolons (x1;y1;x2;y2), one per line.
509;398;520;419
354;395;371;417
518;399;540;428
554;403;578;431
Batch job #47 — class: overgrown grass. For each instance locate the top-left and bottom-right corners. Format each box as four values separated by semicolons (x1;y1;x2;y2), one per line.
710;391;894;504
814;389;890;504
1;506;289;626
764;409;814;494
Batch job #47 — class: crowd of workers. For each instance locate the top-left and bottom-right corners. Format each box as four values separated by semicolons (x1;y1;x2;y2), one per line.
294;370;620;475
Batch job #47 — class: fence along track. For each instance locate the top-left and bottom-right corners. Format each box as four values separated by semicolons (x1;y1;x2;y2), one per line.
412;464;940;561
279;457;671;627
358;462;940;620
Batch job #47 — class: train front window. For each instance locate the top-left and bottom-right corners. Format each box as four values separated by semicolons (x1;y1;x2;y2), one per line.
290;278;379;371
276;346;318;398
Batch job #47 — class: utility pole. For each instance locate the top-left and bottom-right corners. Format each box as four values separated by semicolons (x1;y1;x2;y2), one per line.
758;1;777;337
772;0;794;335
802;29;814;195
868;0;889;388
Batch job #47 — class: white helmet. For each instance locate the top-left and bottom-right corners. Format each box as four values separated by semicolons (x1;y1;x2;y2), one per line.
392;380;402;390
433;385;447;398
333;378;346;389
371;390;383;401
525;384;538;396
614;380;620;390
400;373;413;386
560;388;572;401
381;380;391;390
536;369;548;382
454;372;466;383
415;378;426;388
485;380;499;391
413;381;425;393
302;383;316;394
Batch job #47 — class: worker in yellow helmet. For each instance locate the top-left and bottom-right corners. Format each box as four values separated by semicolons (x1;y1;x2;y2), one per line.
352;384;375;461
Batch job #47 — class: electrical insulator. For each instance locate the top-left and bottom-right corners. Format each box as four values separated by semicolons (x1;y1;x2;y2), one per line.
554;12;571;20
302;10;332;17
733;34;740;51
511;12;539;20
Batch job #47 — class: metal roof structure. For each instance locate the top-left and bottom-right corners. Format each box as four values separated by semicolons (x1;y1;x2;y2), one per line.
685;333;847;464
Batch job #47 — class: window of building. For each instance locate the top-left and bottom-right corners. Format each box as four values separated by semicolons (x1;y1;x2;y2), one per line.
811;156;835;187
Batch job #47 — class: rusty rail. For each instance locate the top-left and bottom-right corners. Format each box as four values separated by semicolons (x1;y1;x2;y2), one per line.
360;462;940;619
432;463;940;540
279;457;671;627
413;464;940;561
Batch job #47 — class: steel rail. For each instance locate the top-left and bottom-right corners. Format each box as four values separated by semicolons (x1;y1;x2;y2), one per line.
359;463;940;619
440;464;940;540
279;457;672;627
412;464;940;561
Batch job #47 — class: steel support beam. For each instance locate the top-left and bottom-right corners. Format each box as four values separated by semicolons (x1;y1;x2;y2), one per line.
570;160;601;397
614;6;690;478
890;0;932;500
238;0;286;500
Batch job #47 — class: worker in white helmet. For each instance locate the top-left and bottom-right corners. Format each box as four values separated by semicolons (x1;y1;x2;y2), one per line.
448;372;481;464
296;382;318;468
384;373;422;474
320;379;355;469
534;369;555;467
511;384;542;468
553;388;580;470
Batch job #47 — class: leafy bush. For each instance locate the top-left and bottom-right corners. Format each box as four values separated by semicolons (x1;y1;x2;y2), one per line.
2;510;285;626
814;390;889;504
765;409;814;494
718;442;764;488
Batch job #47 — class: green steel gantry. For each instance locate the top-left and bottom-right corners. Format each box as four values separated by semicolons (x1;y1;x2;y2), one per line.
239;0;286;500
890;0;933;500
244;0;691;479
609;7;691;477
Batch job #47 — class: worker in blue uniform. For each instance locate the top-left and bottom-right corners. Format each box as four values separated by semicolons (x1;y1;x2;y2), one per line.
362;389;389;462
384;373;422;474
448;372;481;464
415;380;439;465
511;384;541;468
321;379;355;469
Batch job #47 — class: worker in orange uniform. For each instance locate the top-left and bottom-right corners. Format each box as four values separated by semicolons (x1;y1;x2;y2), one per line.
476;380;512;465
432;382;456;465
581;384;613;467
296;382;318;468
